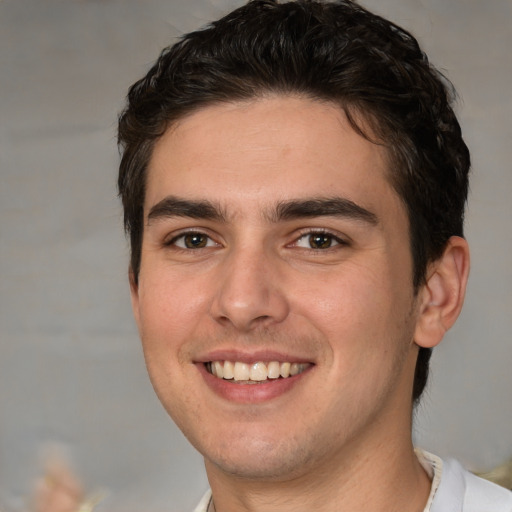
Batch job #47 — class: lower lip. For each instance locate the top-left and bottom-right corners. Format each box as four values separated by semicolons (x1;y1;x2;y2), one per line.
197;363;312;403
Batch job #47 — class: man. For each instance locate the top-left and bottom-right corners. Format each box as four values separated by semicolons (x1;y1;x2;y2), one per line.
34;1;512;511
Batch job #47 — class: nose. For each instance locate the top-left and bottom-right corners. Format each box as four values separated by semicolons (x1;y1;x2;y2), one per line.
210;245;290;332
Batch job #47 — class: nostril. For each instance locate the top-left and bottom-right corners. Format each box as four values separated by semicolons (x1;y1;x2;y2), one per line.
210;268;290;330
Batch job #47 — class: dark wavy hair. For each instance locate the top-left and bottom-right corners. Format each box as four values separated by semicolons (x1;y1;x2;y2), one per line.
118;0;470;403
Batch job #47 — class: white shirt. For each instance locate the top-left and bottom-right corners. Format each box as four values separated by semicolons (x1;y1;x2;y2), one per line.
193;451;512;512
418;450;512;512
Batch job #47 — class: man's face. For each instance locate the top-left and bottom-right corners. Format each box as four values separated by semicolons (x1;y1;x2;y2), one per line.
131;96;423;480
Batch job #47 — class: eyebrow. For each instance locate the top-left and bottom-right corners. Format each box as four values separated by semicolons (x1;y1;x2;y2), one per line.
270;197;378;225
147;196;378;226
147;196;226;224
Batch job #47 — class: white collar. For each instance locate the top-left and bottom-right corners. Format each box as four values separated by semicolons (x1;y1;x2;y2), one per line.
415;448;445;512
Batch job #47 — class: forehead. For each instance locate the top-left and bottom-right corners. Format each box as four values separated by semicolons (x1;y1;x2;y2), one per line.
145;96;398;219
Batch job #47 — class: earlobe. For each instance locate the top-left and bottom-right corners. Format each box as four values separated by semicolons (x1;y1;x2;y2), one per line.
414;236;470;348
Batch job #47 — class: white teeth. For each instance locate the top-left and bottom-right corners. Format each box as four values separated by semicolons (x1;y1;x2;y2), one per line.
250;362;268;381
213;361;224;379
207;360;310;381
267;361;281;379
233;362;250;381
290;363;300;376
223;360;234;379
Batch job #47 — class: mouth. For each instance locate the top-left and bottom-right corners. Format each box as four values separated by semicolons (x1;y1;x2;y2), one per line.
205;360;312;384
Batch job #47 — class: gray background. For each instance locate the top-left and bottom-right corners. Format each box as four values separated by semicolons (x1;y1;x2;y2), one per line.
1;0;511;511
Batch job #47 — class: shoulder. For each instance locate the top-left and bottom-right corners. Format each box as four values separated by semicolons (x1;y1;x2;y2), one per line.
433;457;512;512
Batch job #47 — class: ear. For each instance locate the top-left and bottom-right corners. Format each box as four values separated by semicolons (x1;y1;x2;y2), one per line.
129;266;141;328
414;236;470;348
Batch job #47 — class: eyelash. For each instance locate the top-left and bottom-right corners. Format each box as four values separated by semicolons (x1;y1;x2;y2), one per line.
291;229;348;250
164;229;348;251
165;231;219;250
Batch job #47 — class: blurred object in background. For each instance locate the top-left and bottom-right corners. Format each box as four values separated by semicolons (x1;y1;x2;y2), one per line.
477;458;512;491
31;446;84;512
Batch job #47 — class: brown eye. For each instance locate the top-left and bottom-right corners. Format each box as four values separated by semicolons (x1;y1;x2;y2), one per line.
184;233;208;248
294;232;344;250
172;232;215;249
308;233;333;249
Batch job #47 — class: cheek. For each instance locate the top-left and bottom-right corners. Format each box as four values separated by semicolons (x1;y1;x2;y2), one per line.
136;271;211;355
135;273;212;415
293;263;391;336
293;262;413;374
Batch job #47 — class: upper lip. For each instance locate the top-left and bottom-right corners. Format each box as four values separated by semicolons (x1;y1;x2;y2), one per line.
194;349;314;365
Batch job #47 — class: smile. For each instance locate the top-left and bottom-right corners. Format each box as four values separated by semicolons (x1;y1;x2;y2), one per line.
205;361;311;383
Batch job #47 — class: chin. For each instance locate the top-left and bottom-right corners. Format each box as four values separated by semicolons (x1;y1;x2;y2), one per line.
201;433;321;481
208;453;308;481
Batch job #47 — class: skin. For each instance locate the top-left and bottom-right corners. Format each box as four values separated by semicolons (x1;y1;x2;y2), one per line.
130;96;469;512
